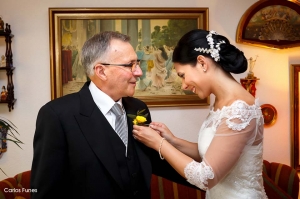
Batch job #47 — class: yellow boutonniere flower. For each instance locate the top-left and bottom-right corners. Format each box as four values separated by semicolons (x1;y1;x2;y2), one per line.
135;116;147;123
133;119;138;125
127;109;149;126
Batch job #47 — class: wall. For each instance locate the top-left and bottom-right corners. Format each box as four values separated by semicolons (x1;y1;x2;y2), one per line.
0;0;300;179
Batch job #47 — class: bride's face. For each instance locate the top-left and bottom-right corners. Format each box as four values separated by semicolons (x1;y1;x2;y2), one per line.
174;62;209;99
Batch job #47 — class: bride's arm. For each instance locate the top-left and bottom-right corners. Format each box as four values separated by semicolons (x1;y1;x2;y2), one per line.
133;125;194;178
133;118;258;190
133;125;211;190
167;136;200;162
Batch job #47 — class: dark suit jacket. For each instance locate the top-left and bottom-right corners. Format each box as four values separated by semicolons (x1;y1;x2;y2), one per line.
31;81;187;199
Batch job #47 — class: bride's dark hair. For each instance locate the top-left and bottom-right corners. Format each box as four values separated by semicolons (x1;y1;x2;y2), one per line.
172;29;247;74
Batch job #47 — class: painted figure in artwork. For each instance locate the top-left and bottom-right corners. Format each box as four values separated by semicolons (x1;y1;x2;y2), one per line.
151;46;168;89
137;45;153;91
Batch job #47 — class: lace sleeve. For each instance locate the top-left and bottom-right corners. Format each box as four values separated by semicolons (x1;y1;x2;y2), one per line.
184;160;214;190
203;117;263;188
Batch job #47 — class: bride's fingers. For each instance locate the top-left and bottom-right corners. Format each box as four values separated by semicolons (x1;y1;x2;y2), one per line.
150;122;164;127
154;129;161;135
150;124;165;133
132;129;138;136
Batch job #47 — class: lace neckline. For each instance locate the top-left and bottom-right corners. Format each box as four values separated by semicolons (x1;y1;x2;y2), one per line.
210;98;260;113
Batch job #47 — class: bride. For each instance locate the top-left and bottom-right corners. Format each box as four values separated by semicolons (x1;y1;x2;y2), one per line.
132;29;267;198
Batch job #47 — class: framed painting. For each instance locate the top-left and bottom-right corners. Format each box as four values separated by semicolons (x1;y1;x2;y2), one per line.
236;0;300;49
290;64;300;170
49;7;209;107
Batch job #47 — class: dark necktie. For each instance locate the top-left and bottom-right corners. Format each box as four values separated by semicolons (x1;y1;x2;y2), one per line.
110;103;128;148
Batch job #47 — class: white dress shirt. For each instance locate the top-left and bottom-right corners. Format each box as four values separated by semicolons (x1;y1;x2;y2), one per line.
88;81;127;131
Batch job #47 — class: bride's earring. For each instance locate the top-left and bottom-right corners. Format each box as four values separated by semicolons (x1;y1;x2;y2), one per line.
200;63;206;72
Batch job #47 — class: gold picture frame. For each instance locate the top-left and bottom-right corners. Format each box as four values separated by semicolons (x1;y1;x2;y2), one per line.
49;7;209;107
290;64;300;170
236;0;300;49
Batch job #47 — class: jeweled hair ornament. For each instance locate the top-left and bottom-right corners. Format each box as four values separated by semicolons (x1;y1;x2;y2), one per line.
194;30;225;62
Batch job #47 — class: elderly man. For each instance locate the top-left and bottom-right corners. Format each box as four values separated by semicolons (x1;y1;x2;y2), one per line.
31;31;187;199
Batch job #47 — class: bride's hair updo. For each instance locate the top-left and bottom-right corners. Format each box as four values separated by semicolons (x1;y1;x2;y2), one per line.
172;29;247;74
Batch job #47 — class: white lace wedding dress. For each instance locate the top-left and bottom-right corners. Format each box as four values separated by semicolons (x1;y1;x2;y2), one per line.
184;99;268;199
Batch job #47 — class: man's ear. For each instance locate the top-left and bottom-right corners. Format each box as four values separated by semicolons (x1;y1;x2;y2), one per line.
94;64;107;81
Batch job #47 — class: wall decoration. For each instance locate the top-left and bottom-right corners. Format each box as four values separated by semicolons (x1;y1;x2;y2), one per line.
261;104;277;126
0;86;7;101
240;56;259;97
290;64;300;170
236;0;300;49
0;55;6;67
49;8;209;107
0;16;4;32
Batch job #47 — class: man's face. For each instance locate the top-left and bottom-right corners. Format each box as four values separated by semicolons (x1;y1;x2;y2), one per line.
102;39;143;101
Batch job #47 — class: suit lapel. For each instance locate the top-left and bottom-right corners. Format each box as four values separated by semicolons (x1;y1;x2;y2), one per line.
74;83;125;190
123;98;152;189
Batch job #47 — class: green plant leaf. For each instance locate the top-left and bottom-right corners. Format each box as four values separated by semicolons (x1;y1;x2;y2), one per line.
0;117;18;132
127;114;136;119
0;167;8;176
0;117;23;175
137;109;146;115
0;138;23;148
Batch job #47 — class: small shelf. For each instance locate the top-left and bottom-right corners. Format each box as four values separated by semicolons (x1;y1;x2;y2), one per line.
240;78;259;97
0;66;15;70
0;23;16;111
0;32;14;37
0;99;16;104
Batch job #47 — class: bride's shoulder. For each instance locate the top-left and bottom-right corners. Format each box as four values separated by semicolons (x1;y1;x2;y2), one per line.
229;98;260;109
212;97;259;113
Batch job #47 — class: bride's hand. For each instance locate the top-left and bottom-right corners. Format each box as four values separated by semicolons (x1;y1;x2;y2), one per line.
132;125;162;150
149;122;176;144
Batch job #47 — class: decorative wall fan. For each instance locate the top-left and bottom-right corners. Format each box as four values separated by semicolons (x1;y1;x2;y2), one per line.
236;0;300;49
